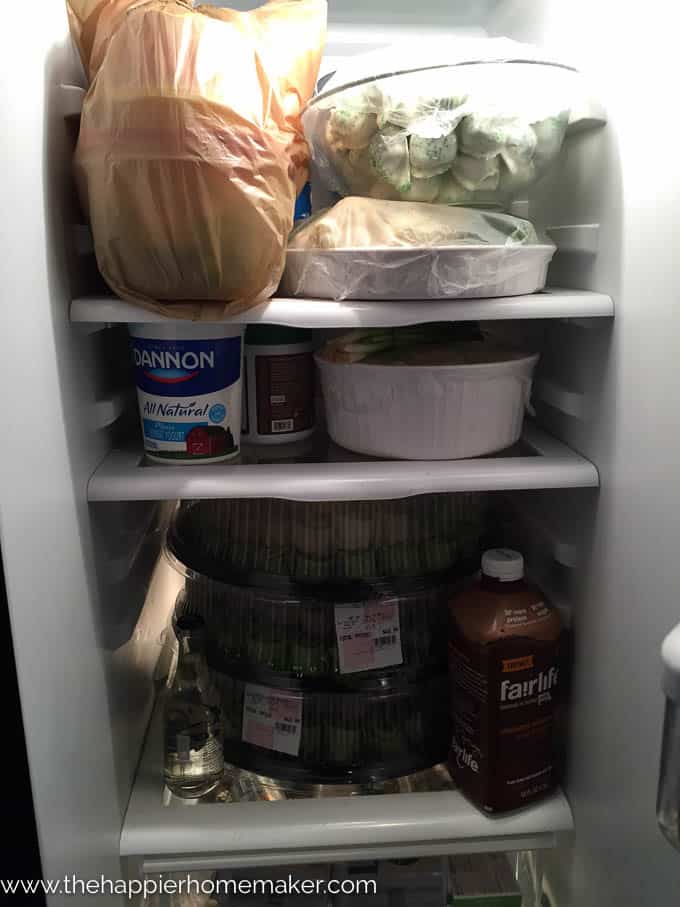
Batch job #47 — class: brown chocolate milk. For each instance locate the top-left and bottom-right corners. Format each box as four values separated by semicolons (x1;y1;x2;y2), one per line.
448;548;564;813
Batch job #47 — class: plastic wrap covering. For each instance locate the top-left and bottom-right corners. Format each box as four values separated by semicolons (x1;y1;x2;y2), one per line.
174;574;450;684
167;495;486;581
68;0;326;318
213;670;450;784
281;198;555;299
303;38;573;211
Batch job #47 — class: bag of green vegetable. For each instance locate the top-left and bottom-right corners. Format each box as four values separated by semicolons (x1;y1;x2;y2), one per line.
302;37;574;211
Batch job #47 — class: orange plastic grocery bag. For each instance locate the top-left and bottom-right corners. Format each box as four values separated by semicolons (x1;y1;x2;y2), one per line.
68;0;327;318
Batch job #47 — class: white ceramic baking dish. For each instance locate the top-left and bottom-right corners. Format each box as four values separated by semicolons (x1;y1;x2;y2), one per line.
315;351;539;460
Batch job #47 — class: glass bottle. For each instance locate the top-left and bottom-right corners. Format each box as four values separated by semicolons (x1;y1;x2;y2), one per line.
164;615;224;798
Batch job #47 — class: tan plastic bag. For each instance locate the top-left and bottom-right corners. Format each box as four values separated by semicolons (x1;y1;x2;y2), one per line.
69;0;326;318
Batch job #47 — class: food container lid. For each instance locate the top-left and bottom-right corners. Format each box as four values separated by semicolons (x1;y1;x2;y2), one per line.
481;548;525;582
245;325;313;346
165;540;456;600
310;37;577;108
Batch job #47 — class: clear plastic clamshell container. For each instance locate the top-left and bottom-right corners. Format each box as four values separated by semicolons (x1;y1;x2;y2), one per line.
303;38;576;210
173;572;451;684
213;670;450;784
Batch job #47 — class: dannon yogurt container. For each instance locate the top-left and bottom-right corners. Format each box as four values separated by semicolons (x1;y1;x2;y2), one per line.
128;323;244;465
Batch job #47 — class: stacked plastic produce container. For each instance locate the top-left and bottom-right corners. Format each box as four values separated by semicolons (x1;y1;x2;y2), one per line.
167;495;485;786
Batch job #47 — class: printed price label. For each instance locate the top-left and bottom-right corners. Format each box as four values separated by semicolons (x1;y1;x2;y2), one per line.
242;684;303;756
334;600;403;674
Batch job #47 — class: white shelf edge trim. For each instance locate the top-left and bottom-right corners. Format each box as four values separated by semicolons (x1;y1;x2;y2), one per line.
122;705;574;871
88;424;598;503
71;288;614;328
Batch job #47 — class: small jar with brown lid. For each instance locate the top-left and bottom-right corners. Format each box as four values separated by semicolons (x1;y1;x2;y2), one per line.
448;548;565;813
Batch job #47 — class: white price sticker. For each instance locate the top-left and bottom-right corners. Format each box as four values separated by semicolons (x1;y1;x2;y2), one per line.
242;684;303;756
334;600;403;674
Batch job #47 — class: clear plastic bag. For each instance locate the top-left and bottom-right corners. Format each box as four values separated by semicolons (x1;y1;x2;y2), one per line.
303;38;573;211
68;0;326;318
281;198;555;300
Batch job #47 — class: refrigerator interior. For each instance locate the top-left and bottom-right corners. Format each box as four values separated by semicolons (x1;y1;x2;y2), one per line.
1;0;679;904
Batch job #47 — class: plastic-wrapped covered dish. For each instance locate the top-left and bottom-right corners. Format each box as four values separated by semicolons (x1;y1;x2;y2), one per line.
167;495;485;581
213;670;450;783
281;198;555;299
316;326;539;459
303;38;574;210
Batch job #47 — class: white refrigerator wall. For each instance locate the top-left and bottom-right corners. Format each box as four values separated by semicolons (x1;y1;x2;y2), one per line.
488;0;680;903
0;4;168;903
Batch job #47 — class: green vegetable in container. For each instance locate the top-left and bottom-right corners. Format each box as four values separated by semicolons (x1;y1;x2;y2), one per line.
369;126;411;192
327;107;378;150
458;112;528;158
436;172;477;205
399;175;442;202
409;122;459;178
450;152;500;191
